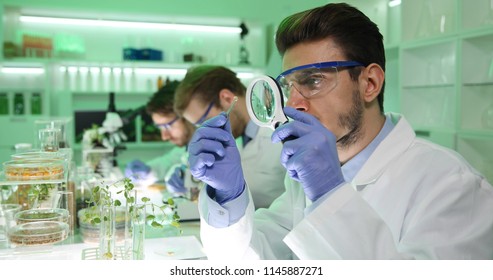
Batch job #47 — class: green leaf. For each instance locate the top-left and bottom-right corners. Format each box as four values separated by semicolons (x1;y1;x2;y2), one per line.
151;221;164;228
167;198;175;206
170;221;180;228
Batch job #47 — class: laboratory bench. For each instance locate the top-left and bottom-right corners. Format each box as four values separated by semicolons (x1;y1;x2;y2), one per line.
0;220;205;260
0;166;206;260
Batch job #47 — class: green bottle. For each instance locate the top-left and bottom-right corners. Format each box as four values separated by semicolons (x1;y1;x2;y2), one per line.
0;93;8;115
13;93;24;115
31;93;42;115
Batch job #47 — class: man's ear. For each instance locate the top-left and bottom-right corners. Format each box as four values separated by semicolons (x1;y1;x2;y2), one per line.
218;89;236;108
360;63;384;103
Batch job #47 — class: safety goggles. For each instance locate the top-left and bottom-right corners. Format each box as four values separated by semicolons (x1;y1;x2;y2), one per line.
194;101;215;127
276;61;364;99
154;116;179;131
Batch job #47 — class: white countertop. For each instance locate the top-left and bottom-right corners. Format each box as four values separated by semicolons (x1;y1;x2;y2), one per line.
0;221;205;260
0;235;205;260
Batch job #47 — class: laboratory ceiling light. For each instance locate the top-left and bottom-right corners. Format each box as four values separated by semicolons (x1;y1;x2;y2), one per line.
388;0;401;7
134;68;188;75
19;15;242;34
236;72;254;79
1;67;45;74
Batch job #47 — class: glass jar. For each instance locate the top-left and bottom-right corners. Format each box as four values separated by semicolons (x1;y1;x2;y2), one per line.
31;93;42;115
0;93;8;115
13;93;24;115
38;128;60;152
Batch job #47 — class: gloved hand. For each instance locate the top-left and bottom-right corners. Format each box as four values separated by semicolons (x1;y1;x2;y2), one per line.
165;165;186;195
124;159;151;183
188;112;245;204
271;107;345;202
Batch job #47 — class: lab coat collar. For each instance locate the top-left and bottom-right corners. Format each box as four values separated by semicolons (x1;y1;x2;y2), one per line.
351;113;415;189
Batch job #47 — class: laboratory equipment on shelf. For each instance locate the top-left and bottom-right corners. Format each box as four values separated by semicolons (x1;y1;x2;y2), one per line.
38;127;60;152
34;118;72;149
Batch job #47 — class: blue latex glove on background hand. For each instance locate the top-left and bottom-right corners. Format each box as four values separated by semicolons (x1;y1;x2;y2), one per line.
272;107;345;202
166;165;186;195
124;159;151;182
188;112;245;204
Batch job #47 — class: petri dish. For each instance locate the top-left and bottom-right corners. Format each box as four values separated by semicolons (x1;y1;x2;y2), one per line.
15;208;69;224
8;221;68;246
3;158;65;181
11;151;65;161
78;207;126;244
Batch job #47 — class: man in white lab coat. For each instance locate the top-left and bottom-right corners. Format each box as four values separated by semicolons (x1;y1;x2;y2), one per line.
188;3;493;259
124;81;195;185
173;65;286;209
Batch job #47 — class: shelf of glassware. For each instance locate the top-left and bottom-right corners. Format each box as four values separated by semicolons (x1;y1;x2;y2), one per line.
401;0;457;43
399;40;457;148
48;61;264;95
0;61;49;118
0;68;50;164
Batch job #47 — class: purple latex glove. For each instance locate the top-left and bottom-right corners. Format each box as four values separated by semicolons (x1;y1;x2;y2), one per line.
124;159;151;182
272;107;345;202
166;165;186;194
188;112;245;204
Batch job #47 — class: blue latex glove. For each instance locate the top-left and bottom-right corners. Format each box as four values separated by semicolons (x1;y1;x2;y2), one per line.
124;159;151;182
272;107;345;202
188;112;245;204
166;165;186;195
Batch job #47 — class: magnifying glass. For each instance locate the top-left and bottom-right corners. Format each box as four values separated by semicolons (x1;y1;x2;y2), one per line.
246;75;289;130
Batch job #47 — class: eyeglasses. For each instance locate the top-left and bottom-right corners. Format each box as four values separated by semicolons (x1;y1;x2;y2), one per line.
276;61;364;99
194;101;215;127
154;116;179;131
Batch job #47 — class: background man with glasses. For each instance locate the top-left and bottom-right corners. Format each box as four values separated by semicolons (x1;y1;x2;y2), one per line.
172;65;286;209
124;81;195;186
187;3;493;259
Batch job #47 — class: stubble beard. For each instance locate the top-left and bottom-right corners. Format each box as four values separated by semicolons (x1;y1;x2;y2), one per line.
336;88;364;150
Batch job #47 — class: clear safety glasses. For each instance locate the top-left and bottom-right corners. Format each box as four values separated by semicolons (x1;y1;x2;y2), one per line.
276;61;364;99
194;101;215;127
154;116;179;131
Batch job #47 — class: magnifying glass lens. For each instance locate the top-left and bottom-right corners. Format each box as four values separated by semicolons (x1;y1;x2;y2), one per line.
246;75;289;130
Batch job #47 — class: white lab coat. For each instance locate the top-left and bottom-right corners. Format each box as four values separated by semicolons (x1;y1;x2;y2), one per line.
239;126;286;209
146;146;187;182
199;113;493;260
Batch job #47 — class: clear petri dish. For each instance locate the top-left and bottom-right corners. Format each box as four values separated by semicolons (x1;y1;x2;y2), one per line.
15;208;69;224
8;221;68;246
0;203;22;214
11;151;65;161
3;158;65;181
78;207;126;244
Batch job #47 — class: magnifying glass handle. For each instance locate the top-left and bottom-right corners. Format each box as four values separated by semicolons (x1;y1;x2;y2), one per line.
274;121;297;144
282;135;297;144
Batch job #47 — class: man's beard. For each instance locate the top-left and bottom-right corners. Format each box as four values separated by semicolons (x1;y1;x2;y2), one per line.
336;88;364;149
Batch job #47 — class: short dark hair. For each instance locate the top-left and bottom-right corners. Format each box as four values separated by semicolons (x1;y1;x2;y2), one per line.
145;80;180;116
174;65;245;115
275;3;386;112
